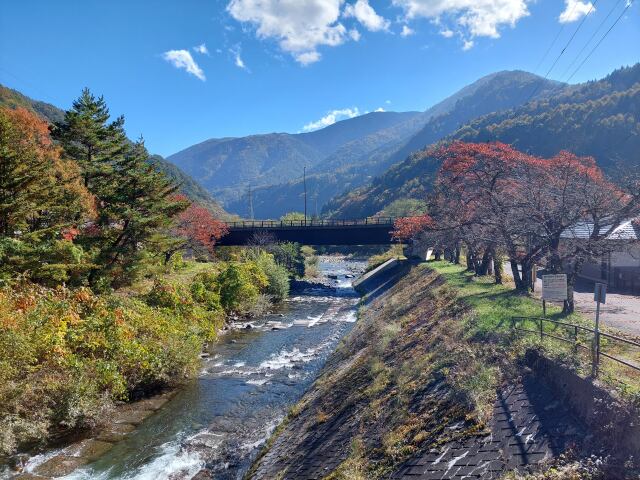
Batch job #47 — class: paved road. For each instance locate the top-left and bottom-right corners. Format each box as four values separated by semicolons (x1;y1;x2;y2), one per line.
504;265;640;338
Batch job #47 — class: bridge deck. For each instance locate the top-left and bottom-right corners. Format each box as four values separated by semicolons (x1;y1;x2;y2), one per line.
218;218;398;246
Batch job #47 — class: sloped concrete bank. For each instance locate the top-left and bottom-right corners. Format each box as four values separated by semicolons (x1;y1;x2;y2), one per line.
248;263;638;479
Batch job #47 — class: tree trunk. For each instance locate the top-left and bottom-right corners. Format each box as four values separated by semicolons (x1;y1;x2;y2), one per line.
479;250;492;276
434;249;442;261
563;273;576;314
466;251;475;271
510;259;525;291
494;259;503;284
454;245;461;265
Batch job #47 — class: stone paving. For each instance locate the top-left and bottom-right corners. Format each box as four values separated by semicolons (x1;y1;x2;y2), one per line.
392;375;587;479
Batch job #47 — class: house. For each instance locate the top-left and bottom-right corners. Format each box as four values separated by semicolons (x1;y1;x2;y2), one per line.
574;218;640;294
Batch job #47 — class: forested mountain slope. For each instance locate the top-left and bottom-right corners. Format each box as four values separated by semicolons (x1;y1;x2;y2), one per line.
325;64;640;219
228;71;562;218
0;84;226;216
166;111;423;206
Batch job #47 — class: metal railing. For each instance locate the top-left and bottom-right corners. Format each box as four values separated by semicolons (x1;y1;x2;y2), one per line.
511;316;640;376
225;217;397;229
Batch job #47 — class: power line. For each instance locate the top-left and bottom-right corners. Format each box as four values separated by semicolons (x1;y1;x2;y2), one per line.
543;0;599;79
532;0;580;73
526;0;599;102
560;0;626;80
567;0;634;82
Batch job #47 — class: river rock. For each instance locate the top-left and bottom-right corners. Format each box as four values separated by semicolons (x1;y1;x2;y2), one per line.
96;422;136;443
33;455;90;477
64;439;114;461
112;408;154;425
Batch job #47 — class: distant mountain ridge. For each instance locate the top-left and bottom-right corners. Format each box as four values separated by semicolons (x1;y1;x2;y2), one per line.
325;64;640;219
222;70;564;218
0;84;227;218
167;110;424;206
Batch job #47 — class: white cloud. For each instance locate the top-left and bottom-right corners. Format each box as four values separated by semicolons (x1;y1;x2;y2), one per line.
303;107;360;132
462;39;474;50
559;0;595;23
374;107;385;112
349;28;362;41
385;99;391;104
400;25;415;36
227;0;348;65
193;43;209;55
297;51;322;65
344;0;390;32
439;28;454;38
162;50;206;81
392;0;530;43
231;46;248;70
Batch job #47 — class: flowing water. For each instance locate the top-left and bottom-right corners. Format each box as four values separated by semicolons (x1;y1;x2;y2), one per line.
25;257;364;480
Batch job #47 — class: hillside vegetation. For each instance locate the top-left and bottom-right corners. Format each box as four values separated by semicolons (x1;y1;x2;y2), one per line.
0;92;299;458
0;83;226;217
326;64;640;219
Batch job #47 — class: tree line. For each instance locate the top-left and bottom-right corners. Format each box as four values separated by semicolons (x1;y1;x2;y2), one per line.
393;141;640;312
0;89;227;290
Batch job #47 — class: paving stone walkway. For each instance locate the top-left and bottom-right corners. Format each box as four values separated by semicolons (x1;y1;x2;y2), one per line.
392;375;587;479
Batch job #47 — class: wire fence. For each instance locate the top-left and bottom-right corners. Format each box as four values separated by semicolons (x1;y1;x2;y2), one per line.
225;217;397;229
511;316;640;377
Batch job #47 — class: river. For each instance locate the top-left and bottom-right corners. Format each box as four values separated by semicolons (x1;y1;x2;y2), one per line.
22;257;364;480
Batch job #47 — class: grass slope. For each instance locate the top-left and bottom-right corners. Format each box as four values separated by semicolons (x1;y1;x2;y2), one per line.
250;261;639;479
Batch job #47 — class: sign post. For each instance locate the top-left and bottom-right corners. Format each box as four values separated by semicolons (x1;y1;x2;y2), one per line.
541;274;568;318
593;282;607;376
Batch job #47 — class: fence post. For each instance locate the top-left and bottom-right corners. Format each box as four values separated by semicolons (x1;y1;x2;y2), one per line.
539;318;544;342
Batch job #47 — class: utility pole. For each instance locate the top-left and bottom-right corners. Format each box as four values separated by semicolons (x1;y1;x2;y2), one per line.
303;166;307;224
314;189;318;219
248;185;254;220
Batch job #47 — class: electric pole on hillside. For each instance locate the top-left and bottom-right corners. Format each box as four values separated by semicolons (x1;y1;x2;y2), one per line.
248;185;254;220
303;166;307;224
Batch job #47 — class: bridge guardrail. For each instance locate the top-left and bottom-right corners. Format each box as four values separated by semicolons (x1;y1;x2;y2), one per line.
511;316;640;377
225;217;397;229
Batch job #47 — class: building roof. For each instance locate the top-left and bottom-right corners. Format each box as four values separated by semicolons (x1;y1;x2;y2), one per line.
561;217;640;241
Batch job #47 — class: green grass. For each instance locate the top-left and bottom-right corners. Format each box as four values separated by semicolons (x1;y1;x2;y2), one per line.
429;261;640;399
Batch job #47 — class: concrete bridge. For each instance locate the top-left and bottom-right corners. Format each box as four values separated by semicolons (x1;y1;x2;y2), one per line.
217;218;398;246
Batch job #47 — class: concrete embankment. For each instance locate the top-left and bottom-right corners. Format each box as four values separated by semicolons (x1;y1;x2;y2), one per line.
248;262;639;479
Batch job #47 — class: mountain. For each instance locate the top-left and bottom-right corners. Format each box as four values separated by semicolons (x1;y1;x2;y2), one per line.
225;70;563;218
0;84;227;217
0;84;65;124
166;111;423;207
325;64;640;219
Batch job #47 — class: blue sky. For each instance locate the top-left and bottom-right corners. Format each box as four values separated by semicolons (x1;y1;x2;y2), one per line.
1;0;638;157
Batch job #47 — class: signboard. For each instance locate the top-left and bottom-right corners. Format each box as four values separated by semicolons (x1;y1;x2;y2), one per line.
594;283;607;304
542;274;568;302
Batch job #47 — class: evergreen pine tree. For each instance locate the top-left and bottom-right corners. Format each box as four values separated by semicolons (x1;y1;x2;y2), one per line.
51;88;128;193
98;138;187;285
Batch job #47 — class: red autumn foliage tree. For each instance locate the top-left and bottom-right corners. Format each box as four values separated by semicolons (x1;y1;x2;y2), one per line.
393;141;640;312
165;195;228;262
392;215;434;241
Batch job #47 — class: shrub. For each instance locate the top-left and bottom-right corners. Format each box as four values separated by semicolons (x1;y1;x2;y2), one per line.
0;282;208;456
190;271;222;312
254;252;290;301
217;262;268;314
